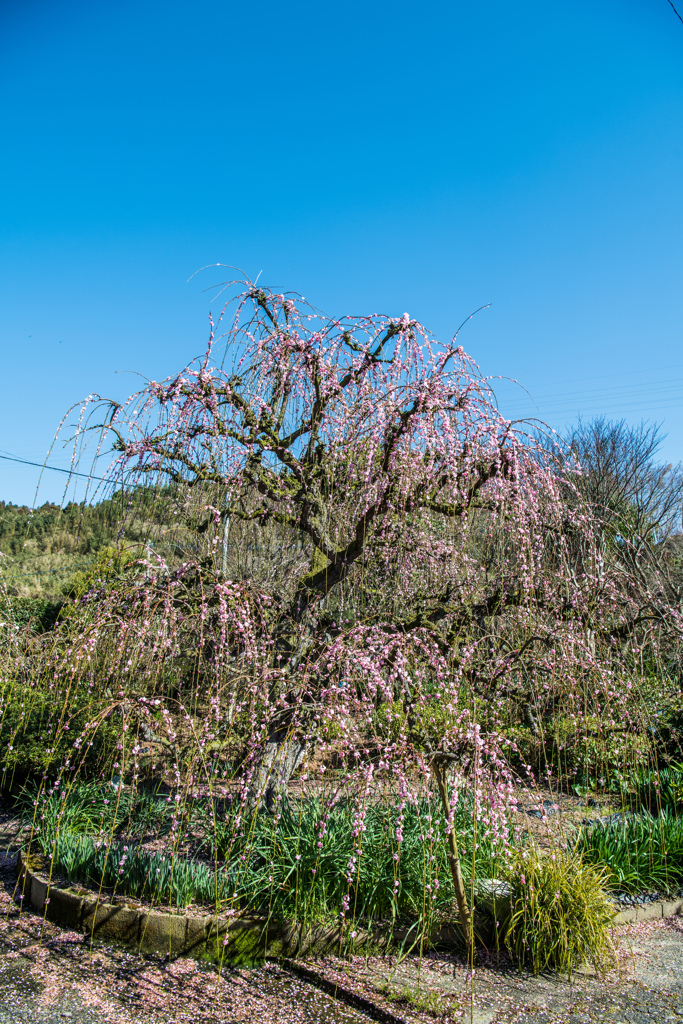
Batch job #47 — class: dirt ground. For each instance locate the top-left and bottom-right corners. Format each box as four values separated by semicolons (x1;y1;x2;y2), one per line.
315;918;683;1023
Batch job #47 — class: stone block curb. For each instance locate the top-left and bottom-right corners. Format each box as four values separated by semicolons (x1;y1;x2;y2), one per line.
14;848;467;960
15;850;274;959
612;897;683;925
20;848;677;963
10;849;410;1023
45;885;84;931
14;850;406;960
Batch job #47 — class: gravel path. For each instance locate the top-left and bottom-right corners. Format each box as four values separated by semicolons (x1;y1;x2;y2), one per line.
2;846;683;1023
316;918;683;1023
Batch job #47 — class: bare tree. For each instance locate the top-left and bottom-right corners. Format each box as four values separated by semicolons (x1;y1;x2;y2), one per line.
566;417;683;545
563;417;683;664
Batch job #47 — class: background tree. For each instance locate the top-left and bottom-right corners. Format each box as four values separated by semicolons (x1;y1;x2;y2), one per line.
562;417;683;679
565;416;683;545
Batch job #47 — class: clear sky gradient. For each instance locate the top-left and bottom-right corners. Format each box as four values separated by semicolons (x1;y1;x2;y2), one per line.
1;0;682;505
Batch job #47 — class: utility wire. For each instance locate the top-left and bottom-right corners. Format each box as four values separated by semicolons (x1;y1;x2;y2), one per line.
493;372;683;419
667;0;683;26
0;451;109;482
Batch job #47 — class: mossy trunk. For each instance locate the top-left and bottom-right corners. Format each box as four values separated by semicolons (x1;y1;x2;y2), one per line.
247;546;328;811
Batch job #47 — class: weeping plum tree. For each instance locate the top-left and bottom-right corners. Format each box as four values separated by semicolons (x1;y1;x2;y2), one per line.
40;280;682;939
76;286;550;770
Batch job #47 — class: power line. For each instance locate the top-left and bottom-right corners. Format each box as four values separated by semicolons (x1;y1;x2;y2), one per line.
503;388;683;414
491;361;683;392
0;451;109;482
667;0;683;26
503;384;683;405
494;372;683;418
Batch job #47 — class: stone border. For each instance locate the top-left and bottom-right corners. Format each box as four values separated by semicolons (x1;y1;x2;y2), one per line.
14;849;451;959
612;898;683;925
16;850;281;959
14;851;410;1022
15;850;421;960
13;850;478;960
16;849;680;960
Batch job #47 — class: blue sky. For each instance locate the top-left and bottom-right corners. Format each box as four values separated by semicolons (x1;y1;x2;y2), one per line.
1;0;682;505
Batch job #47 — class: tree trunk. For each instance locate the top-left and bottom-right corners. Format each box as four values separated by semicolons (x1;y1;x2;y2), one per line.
248;723;306;812
432;759;475;954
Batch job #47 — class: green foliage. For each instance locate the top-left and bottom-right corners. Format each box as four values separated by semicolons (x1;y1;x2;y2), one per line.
636;762;683;815
48;831;230;909
372;701;407;744
575;812;683;895
0;596;65;633
505;715;651;795
372;693;486;752
0;682;119;784
644;688;683;758
62;545;143;602
18;780;174;847
209;795;504;925
0;487;179;603
0;499;126;600
375;981;443;1015
29;786;505;926
502;848;615;976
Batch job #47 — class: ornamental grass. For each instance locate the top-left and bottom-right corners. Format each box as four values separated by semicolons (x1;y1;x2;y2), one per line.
502;847;616;976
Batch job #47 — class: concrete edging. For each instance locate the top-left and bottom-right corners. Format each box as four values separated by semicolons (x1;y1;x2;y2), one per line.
15;850;410;959
17;850;679;961
612;898;683;925
16;850;279;959
15;851;410;1021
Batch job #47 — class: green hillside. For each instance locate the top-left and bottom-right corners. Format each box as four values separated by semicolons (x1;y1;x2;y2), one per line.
0;493;158;629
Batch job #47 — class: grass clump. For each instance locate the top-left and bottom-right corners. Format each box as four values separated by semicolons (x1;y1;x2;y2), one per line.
210;794;503;926
575;812;683;895
18;781;175;846
635;762;683;816
502;848;615;976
